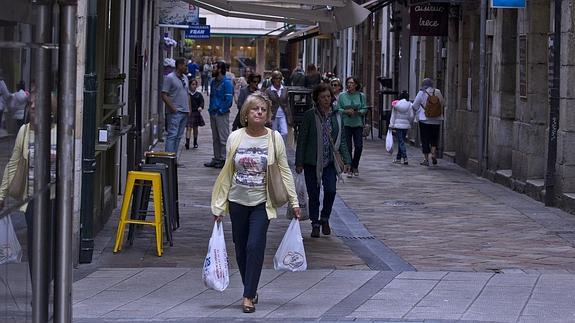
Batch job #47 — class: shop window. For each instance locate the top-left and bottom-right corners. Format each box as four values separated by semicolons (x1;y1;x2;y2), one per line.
190;37;224;66
265;38;279;72
231;38;257;77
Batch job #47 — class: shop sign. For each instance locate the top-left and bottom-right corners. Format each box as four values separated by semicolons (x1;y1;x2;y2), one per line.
185;25;211;39
491;0;526;8
159;0;199;28
410;4;449;36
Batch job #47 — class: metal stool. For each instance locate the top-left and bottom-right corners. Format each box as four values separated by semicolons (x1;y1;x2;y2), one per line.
113;171;164;256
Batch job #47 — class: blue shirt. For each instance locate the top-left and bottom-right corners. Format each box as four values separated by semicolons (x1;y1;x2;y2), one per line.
187;63;199;78
209;77;233;115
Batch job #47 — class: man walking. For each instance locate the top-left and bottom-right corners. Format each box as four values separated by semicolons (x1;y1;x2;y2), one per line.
162;57;190;153
204;60;233;168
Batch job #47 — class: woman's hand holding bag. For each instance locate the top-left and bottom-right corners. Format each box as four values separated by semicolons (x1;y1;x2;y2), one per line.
274;219;307;272
202;221;230;291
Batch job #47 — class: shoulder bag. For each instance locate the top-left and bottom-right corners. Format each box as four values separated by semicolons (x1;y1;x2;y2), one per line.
267;131;289;208
8;125;28;199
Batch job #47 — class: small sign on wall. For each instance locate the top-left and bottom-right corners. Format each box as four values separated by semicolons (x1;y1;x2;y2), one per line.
491;0;526;8
410;4;449;36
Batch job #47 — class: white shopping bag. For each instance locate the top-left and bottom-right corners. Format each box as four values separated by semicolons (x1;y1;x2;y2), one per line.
286;172;309;221
274;219;307;272
202;222;229;291
0;215;22;265
385;129;394;154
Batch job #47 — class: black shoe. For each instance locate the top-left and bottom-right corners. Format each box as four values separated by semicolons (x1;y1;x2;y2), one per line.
432;157;438;165
420;160;429;166
214;161;224;169
204;160;218;167
311;226;320;238
321;221;331;235
193;144;198;149
185;143;190;150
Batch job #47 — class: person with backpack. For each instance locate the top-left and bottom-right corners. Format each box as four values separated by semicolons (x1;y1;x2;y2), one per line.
412;78;444;166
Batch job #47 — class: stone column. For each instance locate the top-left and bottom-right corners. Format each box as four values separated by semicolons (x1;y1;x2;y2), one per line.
511;0;550;183
557;0;575;198
487;10;517;172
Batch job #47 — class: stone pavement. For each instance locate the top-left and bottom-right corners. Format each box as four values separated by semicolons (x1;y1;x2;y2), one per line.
67;101;575;322
4;98;575;322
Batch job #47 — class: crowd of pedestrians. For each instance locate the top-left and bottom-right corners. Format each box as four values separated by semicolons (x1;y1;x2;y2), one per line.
159;56;445;314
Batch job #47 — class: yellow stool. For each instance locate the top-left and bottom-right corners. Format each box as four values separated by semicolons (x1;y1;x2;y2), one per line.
114;171;164;256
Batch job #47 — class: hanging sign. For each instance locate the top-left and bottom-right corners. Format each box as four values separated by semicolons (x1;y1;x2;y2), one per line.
410;4;449;36
491;0;526;8
185;25;211;39
159;0;199;28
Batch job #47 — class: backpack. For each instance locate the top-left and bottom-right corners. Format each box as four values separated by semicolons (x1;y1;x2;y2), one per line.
423;89;442;118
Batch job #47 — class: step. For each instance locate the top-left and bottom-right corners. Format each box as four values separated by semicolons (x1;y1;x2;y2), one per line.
443;151;456;163
562;193;575;214
526;178;545;202
494;169;512;187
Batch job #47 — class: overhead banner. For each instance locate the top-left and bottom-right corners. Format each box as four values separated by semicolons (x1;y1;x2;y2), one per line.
159;0;199;28
410;4;449;36
185;25;211;39
491;0;526;8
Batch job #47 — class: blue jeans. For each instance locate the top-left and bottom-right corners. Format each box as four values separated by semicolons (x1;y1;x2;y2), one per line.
303;163;337;227
165;111;188;153
229;201;270;299
345;126;363;170
396;129;408;159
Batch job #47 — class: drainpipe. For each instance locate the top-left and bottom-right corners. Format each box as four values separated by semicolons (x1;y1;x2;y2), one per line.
545;0;561;206
31;1;52;322
477;0;487;175
55;1;77;321
79;0;97;264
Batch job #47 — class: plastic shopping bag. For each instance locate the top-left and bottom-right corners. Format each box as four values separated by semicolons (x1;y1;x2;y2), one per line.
0;215;22;265
202;222;229;291
385;129;393;154
286;172;309;221
274;219;307;272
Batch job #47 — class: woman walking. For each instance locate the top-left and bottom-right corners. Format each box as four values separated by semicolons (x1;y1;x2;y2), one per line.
389;91;413;165
337;76;367;177
265;70;290;140
296;83;350;238
330;78;343;108
185;79;205;149
412;78;444;166
211;92;301;313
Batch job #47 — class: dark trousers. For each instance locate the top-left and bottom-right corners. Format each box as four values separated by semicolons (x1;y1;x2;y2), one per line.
25;200;56;281
396;129;408;159
229;201;270;299
345;126;363;170
303;163;337;227
419;122;440;155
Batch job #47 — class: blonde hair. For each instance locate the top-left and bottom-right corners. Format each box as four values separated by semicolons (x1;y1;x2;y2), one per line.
240;92;272;127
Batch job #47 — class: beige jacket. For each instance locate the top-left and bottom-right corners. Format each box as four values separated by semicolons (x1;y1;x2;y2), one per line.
211;128;299;219
0;123;57;211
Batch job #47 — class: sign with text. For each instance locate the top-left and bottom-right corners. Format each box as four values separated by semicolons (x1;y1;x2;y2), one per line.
491;0;526;8
159;0;199;28
185;25;211;39
410;4;449;36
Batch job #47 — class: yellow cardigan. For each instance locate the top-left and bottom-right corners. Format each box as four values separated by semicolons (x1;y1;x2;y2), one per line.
211;128;299;219
0;123;57;211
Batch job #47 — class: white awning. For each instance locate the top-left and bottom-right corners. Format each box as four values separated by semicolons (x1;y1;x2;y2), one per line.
189;0;378;32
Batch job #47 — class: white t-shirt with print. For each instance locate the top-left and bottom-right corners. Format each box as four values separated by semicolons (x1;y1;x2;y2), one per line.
228;133;269;206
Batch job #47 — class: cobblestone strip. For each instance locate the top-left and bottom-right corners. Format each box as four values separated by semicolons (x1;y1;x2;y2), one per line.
320;271;398;320
331;195;415;271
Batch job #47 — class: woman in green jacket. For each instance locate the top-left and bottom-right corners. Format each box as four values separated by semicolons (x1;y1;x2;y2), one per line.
296;83;351;238
337;76;367;177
